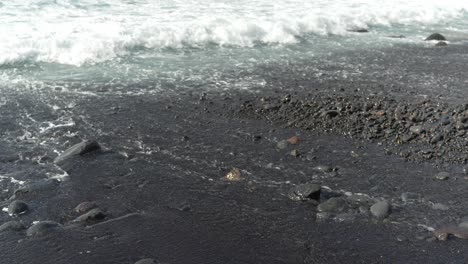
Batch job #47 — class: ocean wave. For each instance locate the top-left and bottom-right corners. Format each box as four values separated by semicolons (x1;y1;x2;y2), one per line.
0;0;467;65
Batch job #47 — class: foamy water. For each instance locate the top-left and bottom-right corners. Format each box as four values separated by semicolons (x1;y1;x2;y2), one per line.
1;0;468;89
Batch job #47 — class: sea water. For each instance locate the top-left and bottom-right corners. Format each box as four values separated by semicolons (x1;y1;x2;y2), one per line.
0;0;468;92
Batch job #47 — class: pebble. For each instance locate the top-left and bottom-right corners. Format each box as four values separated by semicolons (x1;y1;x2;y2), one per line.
370;200;391;219
73;208;106;223
26;221;62;237
313;165;333;173
287;136;300;145
223;168;243;182
434;172;450;181
290;149;300;157
14;179;59;196
0;221;26;232
287;183;321;201
409;125;424;134
74;201;97;214
135;259;156;264
317;197;345;213
8;200;29;215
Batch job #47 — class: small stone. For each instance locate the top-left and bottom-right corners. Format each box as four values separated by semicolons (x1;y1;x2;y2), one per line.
290;149;300;157
0;221;26;232
370;200;391;219
430;133;444;144
73;208;106;223
425;33;446;41
7;201;29;215
276;140;288;150
287;136;300;145
54;140;101;164
14;179;59;196
287;183;321;201
432;203;449;210
317;197;345;213
434;172;450;181
313;165;333;173
135;259;156;264
409;125;424;134
74;201;97;214
26;221;61;237
396;235;407;242
223;168;242;182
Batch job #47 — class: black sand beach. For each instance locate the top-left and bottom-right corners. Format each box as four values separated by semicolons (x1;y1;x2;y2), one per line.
1;43;468;263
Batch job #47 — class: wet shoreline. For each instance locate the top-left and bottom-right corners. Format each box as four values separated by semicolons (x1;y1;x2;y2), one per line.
1;43;468;263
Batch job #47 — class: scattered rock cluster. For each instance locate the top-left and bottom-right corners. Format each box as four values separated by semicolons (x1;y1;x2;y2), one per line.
241;95;468;163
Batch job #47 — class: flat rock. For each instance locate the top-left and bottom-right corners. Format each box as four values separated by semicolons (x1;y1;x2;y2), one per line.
73;208;106;223
54;140;101;164
287;183;321;201
14;179;59;196
425;33;446;41
8;200;29;215
0;221;26;232
26;221;62;237
370;200;391;219
74;201;97;214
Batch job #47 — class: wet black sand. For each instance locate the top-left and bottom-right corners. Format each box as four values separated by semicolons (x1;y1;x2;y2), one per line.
1;43;468;263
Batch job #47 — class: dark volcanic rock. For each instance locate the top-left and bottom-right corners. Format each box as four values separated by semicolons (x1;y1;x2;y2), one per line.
74;201;97;214
54;140;101;164
425;33;446;41
26;221;62;237
7;200;29;215
14;179;59;196
287;183;321;201
73;208;106;223
0;221;26;232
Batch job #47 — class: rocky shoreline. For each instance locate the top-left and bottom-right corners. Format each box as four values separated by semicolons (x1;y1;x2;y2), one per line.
237;93;468;165
1;40;468;263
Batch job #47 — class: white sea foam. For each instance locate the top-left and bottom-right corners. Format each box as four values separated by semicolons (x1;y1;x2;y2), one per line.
1;0;467;66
